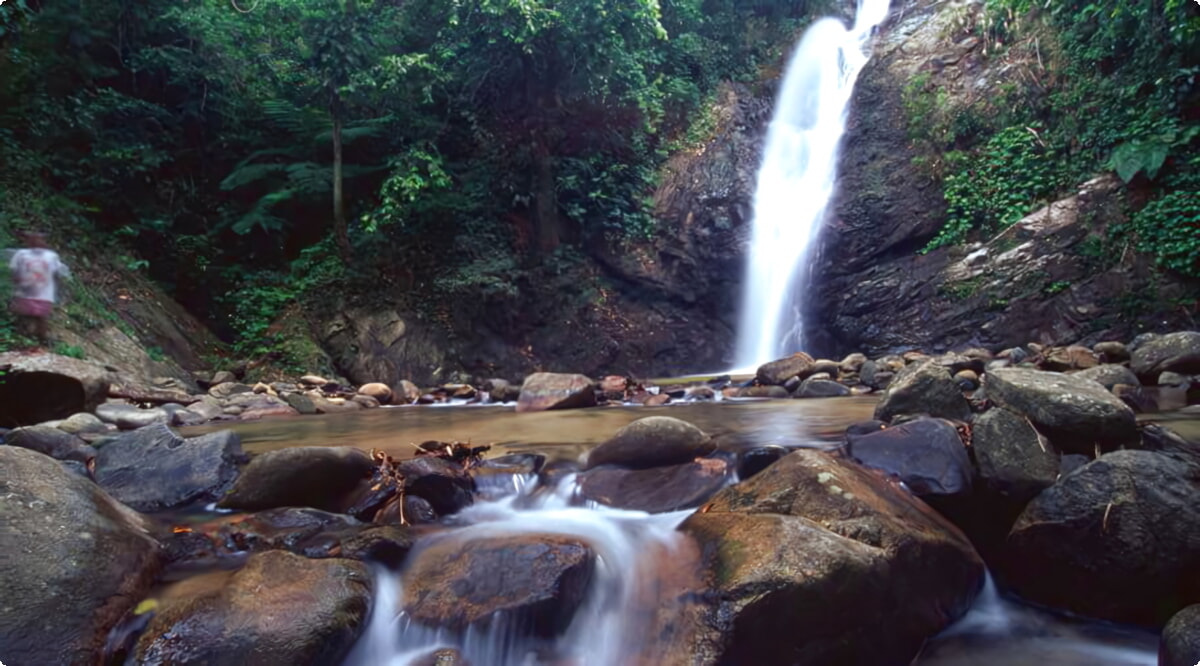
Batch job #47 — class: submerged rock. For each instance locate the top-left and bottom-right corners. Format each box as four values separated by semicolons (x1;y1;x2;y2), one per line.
873;359;971;423
0;447;161;665
516;372;596;412
135;551;370;666
680;449;984;665
734;385;791;399
586;416;714;470
984;368;1138;454
94;424;244;512
402;533;595;638
795;377;851;398
217;446;375;513
1001;449;1200;625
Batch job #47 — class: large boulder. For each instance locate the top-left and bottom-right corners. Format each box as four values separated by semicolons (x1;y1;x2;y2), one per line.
679;449;984;665
1131;331;1200;381
755;352;815;385
795;377;852;398
1001;450;1200;625
402;533;595;638
93;424;244;513
585;416;715;470
395;456;475;516
1071;364;1140;390
3;425;96;464
1161;604;1200;666
515;373;596;412
0;352;112;428
217;446;376;512
873;359;971;423
984;368;1139;454
95;403;170;430
972;407;1060;508
578;458;731;513
0;447;161;665
135;551;370;665
845;418;972;496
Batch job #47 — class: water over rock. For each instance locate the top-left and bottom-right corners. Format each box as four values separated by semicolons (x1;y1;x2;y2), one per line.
585;416;715;470
578;458;731;513
135;550;370;665
679;449;984;665
873;358;971;423
0;351;112;428
401;533;595;638
396;455;476;516
217;446;375;512
983;367;1139;454
516;372;596;412
1001;449;1200;625
1131;331;1200;381
0;447;161;665
94;424;244;512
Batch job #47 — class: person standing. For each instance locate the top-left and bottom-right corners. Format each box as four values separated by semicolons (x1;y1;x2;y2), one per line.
8;230;70;347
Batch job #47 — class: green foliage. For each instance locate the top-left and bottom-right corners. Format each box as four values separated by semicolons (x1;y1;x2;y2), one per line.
52;343;85;359
1120;153;1200;278
925;126;1067;251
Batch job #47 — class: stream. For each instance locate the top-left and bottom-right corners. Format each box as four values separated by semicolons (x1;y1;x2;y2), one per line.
185;399;1164;665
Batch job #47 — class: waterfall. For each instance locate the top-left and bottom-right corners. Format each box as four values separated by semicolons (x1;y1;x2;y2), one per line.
343;474;693;666
733;0;891;369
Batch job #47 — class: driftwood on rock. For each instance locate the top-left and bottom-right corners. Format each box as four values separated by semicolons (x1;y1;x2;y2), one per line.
107;381;199;406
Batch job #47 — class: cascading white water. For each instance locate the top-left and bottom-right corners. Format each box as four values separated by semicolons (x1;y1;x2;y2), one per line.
344;474;694;666
734;0;892;369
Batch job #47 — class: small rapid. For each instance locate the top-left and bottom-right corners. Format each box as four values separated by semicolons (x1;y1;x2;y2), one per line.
344;473;693;666
734;0;891;367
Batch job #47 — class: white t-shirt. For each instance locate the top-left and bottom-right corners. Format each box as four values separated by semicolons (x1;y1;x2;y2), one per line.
9;248;69;303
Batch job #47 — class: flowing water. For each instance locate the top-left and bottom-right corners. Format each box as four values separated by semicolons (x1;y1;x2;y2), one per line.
734;0;892;368
183;400;1170;665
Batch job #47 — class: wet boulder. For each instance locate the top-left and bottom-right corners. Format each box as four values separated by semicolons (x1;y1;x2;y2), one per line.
3;424;95;464
396;455;475;516
1161;604;1200;666
734;385;791;399
96;402;170;430
0;352;112;428
94;424;244;512
1072;364;1140;390
392;379;422;404
217;446;375;512
1001;450;1200;625
973;407;1059;508
736;445;788;480
984;368;1138;454
0;447;161;665
845;418;972;497
578;458;731;513
516;372;596;412
755;352;816;386
873;359;971;423
402;533;595;638
57;411;111;437
680;449;984;666
586;416;715;470
1093;340;1130;363
135;551;370;666
357;382;393;405
1131;331;1200;381
795;376;851;398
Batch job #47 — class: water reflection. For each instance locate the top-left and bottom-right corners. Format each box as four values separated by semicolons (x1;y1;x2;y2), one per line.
182;397;880;459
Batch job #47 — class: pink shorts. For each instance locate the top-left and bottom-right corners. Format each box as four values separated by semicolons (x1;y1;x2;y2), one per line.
10;297;52;318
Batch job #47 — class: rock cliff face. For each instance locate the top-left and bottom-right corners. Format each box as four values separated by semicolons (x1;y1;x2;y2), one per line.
803;0;1197;357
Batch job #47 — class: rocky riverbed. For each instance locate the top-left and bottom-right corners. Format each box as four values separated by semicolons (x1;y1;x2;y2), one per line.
1;330;1199;665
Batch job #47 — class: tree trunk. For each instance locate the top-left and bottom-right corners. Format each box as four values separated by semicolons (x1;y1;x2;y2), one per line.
522;52;559;257
331;107;351;262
